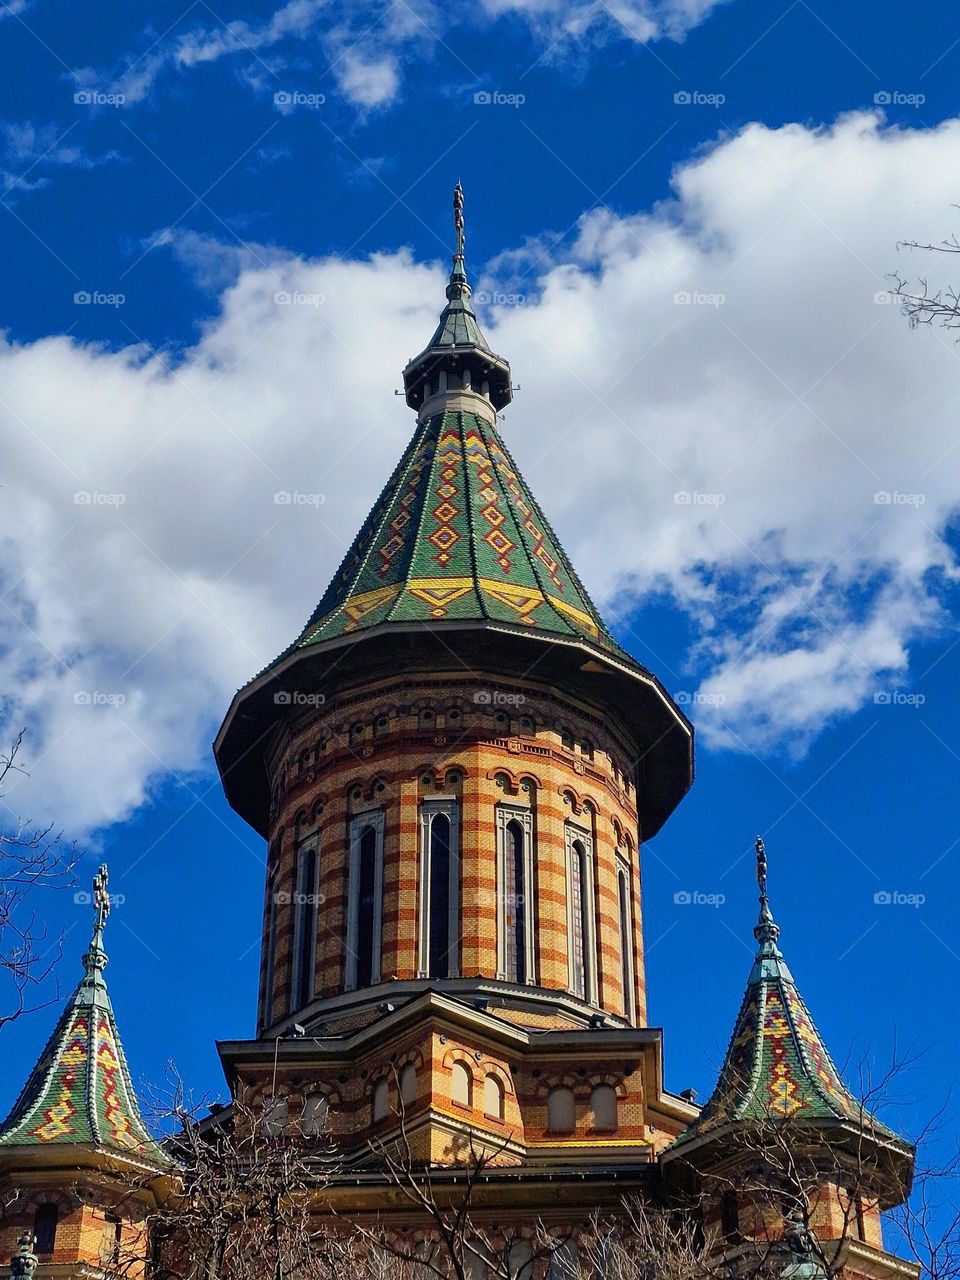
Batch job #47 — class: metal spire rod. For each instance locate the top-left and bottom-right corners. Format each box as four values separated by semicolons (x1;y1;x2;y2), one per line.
83;862;110;976
453;181;465;262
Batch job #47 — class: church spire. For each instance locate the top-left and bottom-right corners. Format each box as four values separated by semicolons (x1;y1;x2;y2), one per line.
668;836;909;1153
0;864;167;1165
401;183;513;421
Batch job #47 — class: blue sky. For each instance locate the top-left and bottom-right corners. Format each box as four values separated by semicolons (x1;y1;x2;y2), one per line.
2;0;960;1197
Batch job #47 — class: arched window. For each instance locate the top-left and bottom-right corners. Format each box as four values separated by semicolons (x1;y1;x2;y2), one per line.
103;1214;122;1265
298;749;311;776
494;711;509;732
507;1240;534;1280
567;835;594;1002
34;1204;58;1255
451;1061;472;1107
505;819;526;983
347;811;384;990
418;708;435;731
375;714;389;735
372;1079;389;1122
291;834;319;1011
548;1242;579;1279
350;721;364;743
580;740;594;761
261;1095;288;1137
301;1092;328;1137
547;1086;575;1133
420;802;459;979
589;1084;618;1131
721;1190;740;1242
617;862;636;1022
560;728;574;752
400;1063;417;1107
518;714;535;735
483;1074;505;1120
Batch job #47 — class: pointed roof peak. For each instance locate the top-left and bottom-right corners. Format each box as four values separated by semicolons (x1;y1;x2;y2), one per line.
0;865;167;1167
668;835;907;1153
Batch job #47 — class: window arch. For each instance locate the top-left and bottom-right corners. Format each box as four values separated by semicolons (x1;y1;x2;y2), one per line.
350;721;365;743
497;809;534;985
518;714;535;735
372;1078;389;1122
507;1240;534;1280
418;708;435;731
450;1060;472;1107
262;1095;288;1137
589;1084;618;1131
346;811;385;990
483;1074;505;1120
559;728;574;751
566;828;597;1004
375;714;389;735
291;832;319;1011
617;860;636;1022
34;1204;58;1255
547;1086;575;1133
301;1092;328;1137
494;710;509;732
420;801;460;979
400;1063;417;1107
580;740;594;761
548;1242;579;1279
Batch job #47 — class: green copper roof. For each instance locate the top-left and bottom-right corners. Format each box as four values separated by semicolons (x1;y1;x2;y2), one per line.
285;408;623;653
0;867;167;1166
674;840;901;1147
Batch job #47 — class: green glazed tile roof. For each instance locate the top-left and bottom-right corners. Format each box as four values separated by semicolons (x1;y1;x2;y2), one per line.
674;847;901;1147
0;868;167;1166
286;408;628;656
425;285;492;351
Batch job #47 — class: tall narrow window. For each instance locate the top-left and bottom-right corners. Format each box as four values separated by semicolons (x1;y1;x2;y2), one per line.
346;811;385;990
262;858;280;1026
496;807;535;985
617;859;636;1022
34;1204;58;1255
565;826;597;1004
291;834;319;1011
721;1190;740;1242
419;801;460;979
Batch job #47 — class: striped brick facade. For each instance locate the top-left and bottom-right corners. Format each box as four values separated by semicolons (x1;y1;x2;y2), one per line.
257;671;648;1035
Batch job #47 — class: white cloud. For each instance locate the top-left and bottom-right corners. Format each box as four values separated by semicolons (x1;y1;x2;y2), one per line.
4;112;960;837
85;0;724;113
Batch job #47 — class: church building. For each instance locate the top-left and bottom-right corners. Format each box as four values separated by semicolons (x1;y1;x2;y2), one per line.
0;189;919;1279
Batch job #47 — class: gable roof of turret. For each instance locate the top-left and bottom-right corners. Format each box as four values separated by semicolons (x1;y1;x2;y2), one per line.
0;867;167;1167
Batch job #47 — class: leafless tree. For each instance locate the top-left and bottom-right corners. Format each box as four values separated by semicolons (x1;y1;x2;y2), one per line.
0;729;76;1030
890;217;960;329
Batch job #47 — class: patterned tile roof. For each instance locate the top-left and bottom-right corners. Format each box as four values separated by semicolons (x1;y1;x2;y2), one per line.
0;867;167;1166
673;840;903;1147
283;407;631;657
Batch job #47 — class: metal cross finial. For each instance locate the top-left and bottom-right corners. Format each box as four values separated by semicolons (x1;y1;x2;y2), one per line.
756;835;767;898
93;863;111;935
453;181;465;260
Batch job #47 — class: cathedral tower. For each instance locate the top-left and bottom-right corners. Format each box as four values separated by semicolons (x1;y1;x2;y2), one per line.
213;186;697;1209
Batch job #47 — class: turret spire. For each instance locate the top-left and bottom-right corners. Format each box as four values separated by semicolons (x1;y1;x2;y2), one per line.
754;835;781;950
